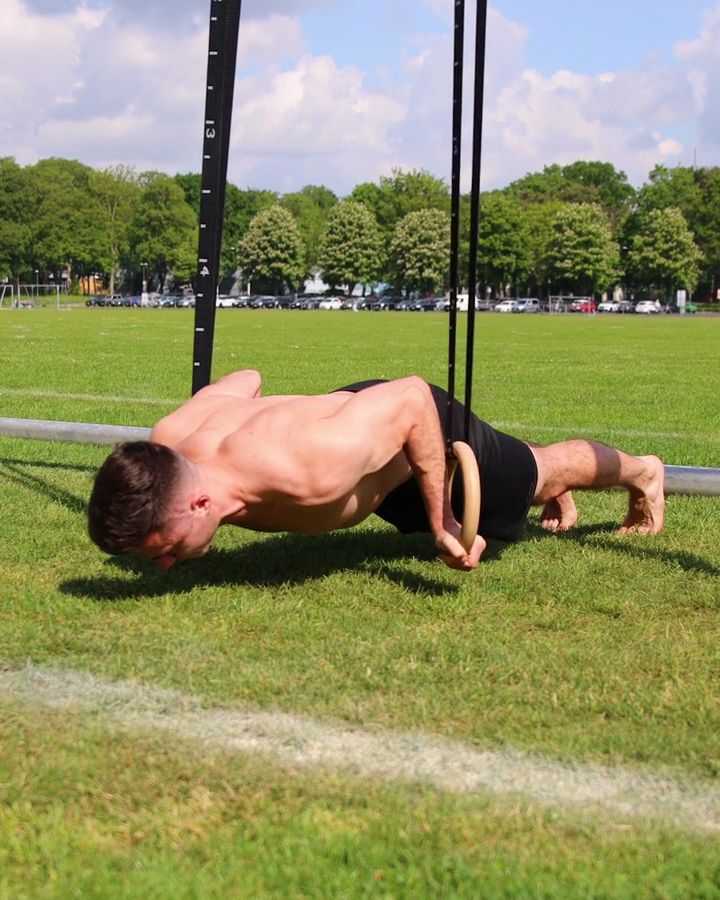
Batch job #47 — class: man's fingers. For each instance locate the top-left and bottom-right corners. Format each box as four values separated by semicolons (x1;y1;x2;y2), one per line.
438;551;474;571
436;531;486;571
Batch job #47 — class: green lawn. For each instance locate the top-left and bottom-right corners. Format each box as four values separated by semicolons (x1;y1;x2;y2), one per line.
1;308;719;897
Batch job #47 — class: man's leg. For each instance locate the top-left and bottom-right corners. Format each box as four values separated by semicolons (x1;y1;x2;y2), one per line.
524;441;578;532
528;440;665;534
538;490;578;532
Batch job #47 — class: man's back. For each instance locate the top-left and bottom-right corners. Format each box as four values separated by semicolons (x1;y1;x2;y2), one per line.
151;388;414;534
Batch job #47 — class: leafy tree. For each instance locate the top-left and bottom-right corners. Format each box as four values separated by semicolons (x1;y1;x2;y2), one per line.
27;158;106;286
173;172;203;217
129;173;197;291
350;168;450;238
281;185;338;272
686;168;720;300
627;207;702;301
636;165;701;218
390;208;450;295
561;161;636;219
517;199;565;297
0;157;32;281
222;184;278;272
239;205;306;294
473;191;529;295
89;165;140;294
506;164;567;205
508;161;635;228
317;202;383;294
634;165;720;299
546;203;619;295
174;174;277;276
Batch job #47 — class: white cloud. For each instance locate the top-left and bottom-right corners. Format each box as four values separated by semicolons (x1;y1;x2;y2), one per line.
481;61;693;187
228;54;406;191
2;0;719;194
675;3;720;151
0;2;306;177
22;0;330;30
0;0;105;127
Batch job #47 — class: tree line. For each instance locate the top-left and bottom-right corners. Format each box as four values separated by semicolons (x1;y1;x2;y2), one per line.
1;156;717;301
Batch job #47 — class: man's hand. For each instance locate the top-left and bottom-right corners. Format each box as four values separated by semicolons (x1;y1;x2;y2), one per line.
435;523;486;570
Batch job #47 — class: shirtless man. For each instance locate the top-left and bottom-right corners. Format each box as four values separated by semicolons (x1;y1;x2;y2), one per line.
87;370;665;571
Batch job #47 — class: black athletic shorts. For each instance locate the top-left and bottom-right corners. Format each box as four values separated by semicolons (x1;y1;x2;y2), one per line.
334;379;538;542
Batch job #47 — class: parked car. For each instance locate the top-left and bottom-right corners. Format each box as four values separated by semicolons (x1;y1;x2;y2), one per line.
273;294;295;308
318;296;343;310
290;294;321;309
635;299;661;314
597;299;620;313
409;298;439;312
370;296;402;310
85;295;107;307
514;298;540;313
176;295;196;308
216;295;237;308
494;299;519;313
666;300;698;314
570;299;596;313
122;295;141;307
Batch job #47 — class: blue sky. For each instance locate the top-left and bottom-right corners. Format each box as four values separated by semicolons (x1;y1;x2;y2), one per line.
299;1;711;82
2;0;719;195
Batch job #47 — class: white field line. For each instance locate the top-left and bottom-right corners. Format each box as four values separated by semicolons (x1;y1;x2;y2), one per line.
0;387;178;406
2;663;719;833
493;421;720;444
1;388;717;444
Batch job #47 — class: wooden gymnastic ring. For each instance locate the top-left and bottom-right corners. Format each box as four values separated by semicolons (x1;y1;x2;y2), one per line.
447;440;481;553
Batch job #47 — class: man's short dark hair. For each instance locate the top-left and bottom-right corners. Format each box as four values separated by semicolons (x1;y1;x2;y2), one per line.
88;441;183;554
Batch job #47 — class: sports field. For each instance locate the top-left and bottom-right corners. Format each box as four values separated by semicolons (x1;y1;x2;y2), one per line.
1;308;719;897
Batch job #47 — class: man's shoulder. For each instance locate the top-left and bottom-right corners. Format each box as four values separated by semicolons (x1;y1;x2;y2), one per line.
150;393;250;446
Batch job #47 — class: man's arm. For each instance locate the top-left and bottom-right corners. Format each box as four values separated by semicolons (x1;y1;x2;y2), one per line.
198;369;262;400
310;377;485;570
150;370;262;444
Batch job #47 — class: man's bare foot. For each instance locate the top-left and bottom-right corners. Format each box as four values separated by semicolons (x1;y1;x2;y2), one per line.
618;455;665;534
540;491;578;532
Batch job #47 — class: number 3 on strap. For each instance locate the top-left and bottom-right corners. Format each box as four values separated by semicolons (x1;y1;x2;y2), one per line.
447;441;481;553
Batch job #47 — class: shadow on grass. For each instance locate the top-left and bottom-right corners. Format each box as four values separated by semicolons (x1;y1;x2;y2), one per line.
60;529;508;602
525;520;720;578
0;455;97;473
591;537;720;579
0;459;88;515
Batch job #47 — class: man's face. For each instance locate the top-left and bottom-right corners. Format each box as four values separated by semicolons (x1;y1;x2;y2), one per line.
135;505;216;569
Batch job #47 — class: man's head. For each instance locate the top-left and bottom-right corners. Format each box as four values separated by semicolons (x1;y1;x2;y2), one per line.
88;441;216;568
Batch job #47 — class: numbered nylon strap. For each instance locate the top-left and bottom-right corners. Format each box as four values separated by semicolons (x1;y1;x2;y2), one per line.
191;0;243;395
445;0;488;552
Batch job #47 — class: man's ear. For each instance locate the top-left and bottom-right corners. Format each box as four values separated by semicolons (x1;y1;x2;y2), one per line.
190;494;211;514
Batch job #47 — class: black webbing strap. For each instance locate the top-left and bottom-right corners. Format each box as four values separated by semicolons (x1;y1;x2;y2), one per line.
446;0;489;445
446;0;465;454
191;0;243;395
463;0;488;438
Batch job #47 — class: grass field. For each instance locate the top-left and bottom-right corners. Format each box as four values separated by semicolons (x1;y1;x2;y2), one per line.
1;308;719;897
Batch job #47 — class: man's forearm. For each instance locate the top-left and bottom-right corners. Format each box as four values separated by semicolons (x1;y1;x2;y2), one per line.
400;378;453;536
400;379;484;569
212;369;262;398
